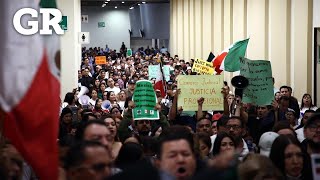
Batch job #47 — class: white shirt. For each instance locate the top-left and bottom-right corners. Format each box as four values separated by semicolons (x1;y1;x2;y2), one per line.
210;134;249;161
105;87;120;95
296;127;305;142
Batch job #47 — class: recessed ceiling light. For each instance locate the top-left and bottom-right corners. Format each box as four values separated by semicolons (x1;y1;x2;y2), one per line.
115;6;117;8
129;7;134;9
142;2;146;4
107;0;110;1
138;3;140;5
122;1;125;3
102;4;106;7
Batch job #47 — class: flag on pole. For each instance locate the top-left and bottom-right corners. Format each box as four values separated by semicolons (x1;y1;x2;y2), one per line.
212;49;228;75
207;52;215;62
154;64;166;98
219;38;249;72
0;0;60;179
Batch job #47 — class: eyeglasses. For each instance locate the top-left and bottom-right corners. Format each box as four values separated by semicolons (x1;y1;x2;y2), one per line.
307;123;320;131
225;125;242;130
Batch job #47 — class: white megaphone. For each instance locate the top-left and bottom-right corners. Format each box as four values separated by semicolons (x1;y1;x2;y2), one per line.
101;100;111;110
77;86;89;98
78;95;90;105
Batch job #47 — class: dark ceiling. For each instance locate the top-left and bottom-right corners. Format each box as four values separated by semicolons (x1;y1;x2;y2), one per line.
81;0;169;7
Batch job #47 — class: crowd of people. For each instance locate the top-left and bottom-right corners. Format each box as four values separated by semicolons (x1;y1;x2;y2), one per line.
1;44;320;180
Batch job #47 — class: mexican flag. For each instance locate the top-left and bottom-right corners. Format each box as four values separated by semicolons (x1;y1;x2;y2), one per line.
213;38;249;73
0;0;60;179
154;64;166;98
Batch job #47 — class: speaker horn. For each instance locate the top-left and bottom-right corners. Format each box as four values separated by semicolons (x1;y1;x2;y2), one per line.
77;86;89;98
101;100;111;110
231;75;249;98
78;95;90;105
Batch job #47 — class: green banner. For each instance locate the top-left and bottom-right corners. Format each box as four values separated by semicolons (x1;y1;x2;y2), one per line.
177;75;224;111
98;22;105;28
59;16;67;30
127;49;132;57
240;58;274;105
132;80;160;120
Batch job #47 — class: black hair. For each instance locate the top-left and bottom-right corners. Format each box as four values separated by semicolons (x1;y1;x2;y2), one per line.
63;92;75;105
64;141;107;170
156;125;194;158
75;119;107;141
212;132;237;156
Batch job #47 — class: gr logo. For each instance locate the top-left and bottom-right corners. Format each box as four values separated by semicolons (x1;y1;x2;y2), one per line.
13;8;64;35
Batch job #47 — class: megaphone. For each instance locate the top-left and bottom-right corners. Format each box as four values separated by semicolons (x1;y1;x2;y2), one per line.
231;75;249;99
78;95;90;105
101;100;111;110
77;86;89;98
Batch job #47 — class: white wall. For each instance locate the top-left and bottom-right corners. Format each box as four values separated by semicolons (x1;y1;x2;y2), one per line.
81;7;130;51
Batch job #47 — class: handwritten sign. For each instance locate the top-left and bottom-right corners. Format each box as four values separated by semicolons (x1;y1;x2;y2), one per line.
95;56;107;65
240;58;273;105
191;59;215;75
148;65;159;80
178;75;224;111
163;65;171;81
132;80;159;120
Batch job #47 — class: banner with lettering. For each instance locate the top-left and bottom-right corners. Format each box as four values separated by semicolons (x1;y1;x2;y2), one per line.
95;56;107;65
177;75;224;111
163;65;171;81
191;59;215;75
240;58;273;105
132;80;160;120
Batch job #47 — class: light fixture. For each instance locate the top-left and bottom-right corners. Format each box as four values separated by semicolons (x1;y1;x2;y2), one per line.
105;2;108;3
107;0;110;1
129;7;134;9
142;1;146;4
115;6;117;8
138;3;140;5
122;1;124;3
102;4;106;7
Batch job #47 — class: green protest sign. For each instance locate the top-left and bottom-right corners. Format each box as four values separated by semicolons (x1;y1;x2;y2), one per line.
148;65;159;80
132;80;159;120
163;65;171;81
127;49;132;57
240;58;274;105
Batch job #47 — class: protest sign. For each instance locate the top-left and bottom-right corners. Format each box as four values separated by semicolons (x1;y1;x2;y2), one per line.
132;80;159;120
191;59;215;75
163;65;171;81
127;49;132;57
148;65;159;80
240;58;273;105
95;56;107;65
177;75;224;111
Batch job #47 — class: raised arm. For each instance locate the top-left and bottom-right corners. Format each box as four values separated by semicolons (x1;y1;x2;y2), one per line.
197;97;204;120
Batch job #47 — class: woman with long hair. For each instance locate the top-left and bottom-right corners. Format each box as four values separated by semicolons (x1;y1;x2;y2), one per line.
103;115;122;160
269;135;312;180
212;132;237;157
300;93;317;118
89;89;98;107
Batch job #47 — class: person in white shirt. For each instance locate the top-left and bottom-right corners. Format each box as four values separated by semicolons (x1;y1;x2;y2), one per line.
105;78;120;95
89;89;98;107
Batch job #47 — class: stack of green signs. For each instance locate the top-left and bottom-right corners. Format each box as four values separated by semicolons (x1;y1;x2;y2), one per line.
132;80;159;120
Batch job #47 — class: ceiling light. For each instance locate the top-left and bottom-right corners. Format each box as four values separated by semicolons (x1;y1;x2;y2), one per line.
102;4;106;7
142;2;146;4
122;1;125;3
129;7;134;9
115;6;117;8
138;3;140;5
104;1;108;3
107;0;110;1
